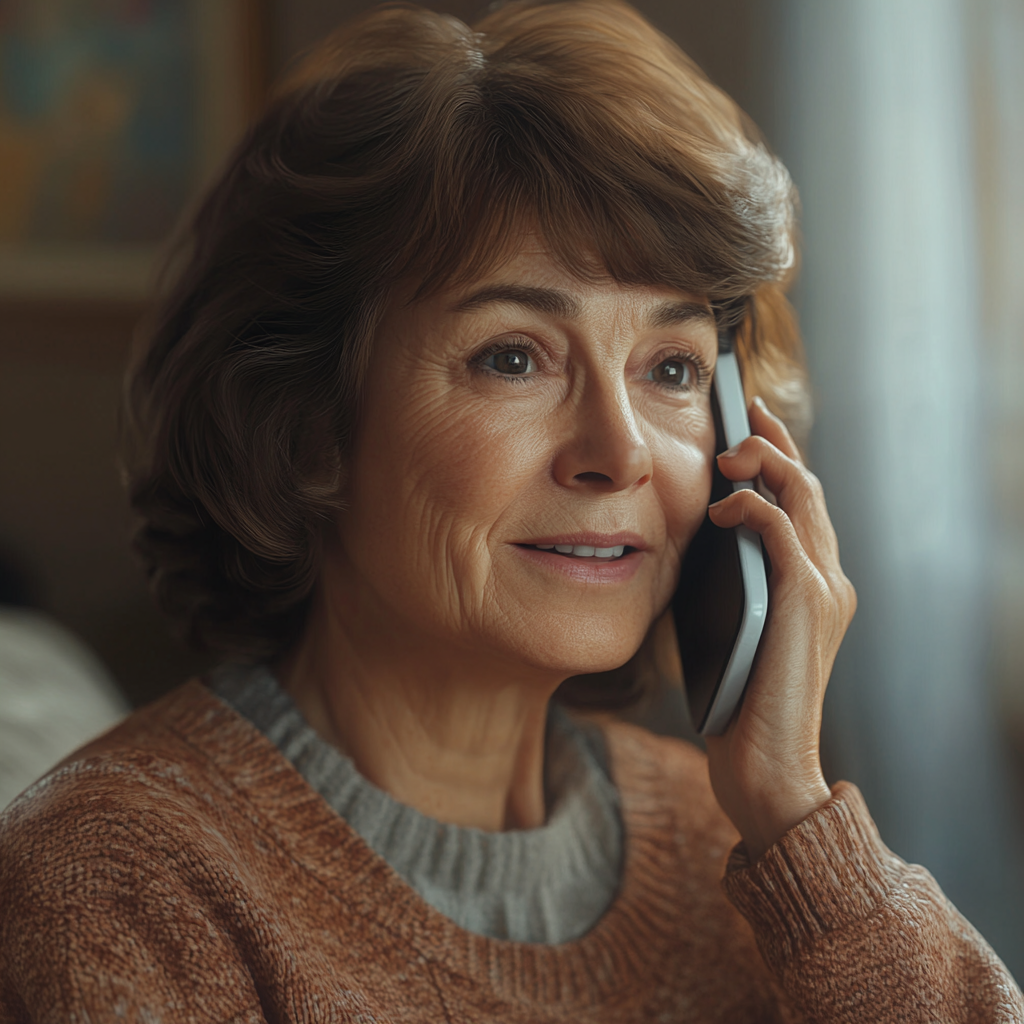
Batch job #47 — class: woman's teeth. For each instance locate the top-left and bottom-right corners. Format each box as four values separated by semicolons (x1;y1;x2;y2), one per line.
535;544;626;558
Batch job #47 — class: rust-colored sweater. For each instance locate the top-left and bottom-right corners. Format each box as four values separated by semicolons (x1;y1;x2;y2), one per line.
0;681;1020;1023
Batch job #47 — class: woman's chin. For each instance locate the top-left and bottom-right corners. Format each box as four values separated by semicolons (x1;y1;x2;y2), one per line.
503;630;648;681
486;591;660;681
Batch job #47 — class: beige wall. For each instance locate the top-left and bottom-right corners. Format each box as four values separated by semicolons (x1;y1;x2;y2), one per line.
0;305;212;705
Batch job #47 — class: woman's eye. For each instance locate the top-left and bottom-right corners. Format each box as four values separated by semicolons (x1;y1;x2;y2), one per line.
646;357;693;388
483;348;536;376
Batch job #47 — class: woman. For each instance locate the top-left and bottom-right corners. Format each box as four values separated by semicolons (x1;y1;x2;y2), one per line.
1;2;1019;1020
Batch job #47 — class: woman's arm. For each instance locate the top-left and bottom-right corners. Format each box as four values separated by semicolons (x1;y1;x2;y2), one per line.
703;396;852;860
705;398;1022;1020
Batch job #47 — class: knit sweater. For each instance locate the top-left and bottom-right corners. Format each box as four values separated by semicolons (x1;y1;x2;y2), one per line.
0;680;1020;1023
209;663;623;944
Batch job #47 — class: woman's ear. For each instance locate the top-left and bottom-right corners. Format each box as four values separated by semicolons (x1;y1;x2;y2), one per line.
295;414;348;503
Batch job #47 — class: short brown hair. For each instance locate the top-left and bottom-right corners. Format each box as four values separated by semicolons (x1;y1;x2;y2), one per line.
123;0;809;682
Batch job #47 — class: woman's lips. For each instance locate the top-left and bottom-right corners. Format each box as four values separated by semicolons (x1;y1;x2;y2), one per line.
511;533;645;583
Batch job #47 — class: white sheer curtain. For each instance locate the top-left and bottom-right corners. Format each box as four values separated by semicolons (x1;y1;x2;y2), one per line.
772;0;1024;973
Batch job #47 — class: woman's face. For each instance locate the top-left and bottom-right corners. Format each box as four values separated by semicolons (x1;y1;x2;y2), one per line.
332;239;718;680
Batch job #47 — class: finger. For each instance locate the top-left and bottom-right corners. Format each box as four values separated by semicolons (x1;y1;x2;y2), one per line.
717;436;840;570
709;487;858;646
717;435;809;510
748;396;802;464
707;488;817;587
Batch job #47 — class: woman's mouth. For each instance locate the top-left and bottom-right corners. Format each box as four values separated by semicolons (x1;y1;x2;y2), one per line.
521;543;630;561
512;534;645;583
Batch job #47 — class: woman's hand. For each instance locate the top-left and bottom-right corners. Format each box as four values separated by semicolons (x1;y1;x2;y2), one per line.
703;396;856;862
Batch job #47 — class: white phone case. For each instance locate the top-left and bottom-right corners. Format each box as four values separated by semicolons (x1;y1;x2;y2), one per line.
699;351;769;736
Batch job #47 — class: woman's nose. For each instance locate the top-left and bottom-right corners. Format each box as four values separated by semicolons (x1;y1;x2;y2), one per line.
551;381;653;492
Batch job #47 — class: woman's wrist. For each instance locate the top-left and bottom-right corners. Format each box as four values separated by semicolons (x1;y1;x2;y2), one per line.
739;779;833;862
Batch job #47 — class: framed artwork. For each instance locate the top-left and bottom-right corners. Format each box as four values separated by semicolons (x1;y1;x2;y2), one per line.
0;0;264;300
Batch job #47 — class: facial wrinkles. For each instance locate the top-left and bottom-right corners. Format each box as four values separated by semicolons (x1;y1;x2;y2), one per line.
422;321;551;638
370;323;540;643
341;249;719;679
379;411;492;640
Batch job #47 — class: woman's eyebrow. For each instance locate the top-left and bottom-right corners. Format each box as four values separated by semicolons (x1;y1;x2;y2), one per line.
449;285;582;320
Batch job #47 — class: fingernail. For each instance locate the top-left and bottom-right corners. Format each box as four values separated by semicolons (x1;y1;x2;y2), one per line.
753;396;768;412
718;444;741;459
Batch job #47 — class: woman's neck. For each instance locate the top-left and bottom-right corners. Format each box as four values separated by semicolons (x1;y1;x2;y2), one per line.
278;585;560;832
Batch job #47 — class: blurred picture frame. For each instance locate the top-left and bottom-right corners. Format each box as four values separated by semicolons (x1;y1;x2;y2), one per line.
0;0;265;302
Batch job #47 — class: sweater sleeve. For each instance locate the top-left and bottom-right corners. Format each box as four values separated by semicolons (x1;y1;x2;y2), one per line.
721;782;1023;1023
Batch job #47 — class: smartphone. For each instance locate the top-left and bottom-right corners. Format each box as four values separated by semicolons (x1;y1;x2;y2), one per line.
672;326;768;736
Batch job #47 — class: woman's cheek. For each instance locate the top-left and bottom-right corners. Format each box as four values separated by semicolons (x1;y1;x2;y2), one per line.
401;396;547;517
653;430;715;573
387;392;545;569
